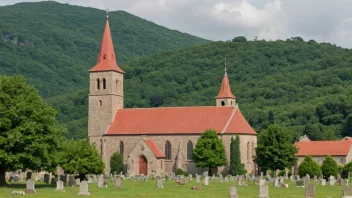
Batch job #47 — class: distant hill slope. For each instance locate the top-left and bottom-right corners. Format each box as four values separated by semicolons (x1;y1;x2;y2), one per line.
0;1;210;97
47;39;352;140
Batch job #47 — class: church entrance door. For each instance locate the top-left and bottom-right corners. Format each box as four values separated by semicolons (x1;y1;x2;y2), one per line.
139;156;148;175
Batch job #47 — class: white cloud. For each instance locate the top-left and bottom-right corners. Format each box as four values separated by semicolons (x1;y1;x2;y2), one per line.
2;0;352;48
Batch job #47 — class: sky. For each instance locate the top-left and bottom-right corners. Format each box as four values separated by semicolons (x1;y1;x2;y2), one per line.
1;0;352;48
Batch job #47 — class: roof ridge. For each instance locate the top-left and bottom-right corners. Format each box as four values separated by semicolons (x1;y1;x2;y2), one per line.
120;106;233;110
221;104;238;134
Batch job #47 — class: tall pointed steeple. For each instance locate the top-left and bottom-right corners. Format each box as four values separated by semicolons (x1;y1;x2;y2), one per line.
89;18;124;73
216;61;236;107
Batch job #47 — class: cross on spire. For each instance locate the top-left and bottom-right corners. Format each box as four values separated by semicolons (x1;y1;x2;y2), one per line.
106;9;109;19
224;58;227;76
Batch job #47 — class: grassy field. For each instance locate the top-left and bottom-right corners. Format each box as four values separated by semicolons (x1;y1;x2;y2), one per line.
0;179;345;197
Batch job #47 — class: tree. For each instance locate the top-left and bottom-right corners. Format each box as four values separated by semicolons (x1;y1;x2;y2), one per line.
342;114;352;137
230;136;246;176
321;155;338;179
303;124;321;140
322;130;337;140
110;152;124;175
298;155;322;177
232;36;247;42
0;75;65;187
254;125;298;172
60;139;104;181
192;129;227;176
342;162;352;179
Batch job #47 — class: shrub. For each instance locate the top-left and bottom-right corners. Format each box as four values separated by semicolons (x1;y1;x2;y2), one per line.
110;152;124;174
298;155;322;177
175;168;189;177
342;162;352;179
321;156;338;179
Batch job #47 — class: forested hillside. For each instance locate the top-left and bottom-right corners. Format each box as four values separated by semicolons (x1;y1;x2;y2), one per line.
0;1;209;97
48;39;352;140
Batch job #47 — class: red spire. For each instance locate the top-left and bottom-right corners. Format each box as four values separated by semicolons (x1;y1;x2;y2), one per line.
216;67;236;99
89;20;124;73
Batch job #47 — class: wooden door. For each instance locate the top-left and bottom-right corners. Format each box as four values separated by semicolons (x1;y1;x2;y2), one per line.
139;156;148;175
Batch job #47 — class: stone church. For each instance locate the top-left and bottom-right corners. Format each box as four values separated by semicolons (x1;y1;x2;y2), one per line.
88;19;257;176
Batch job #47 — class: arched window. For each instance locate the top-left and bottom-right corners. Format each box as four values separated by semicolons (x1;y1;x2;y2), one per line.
103;78;106;89
247;142;250;161
120;141;124;159
221;101;225;106
116;79;119;91
165;141;171;160
252;142;255;157
97;79;100;90
99;100;102;106
187;141;193;160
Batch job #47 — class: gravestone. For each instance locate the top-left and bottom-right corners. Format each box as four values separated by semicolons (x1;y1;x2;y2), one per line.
196;175;201;184
259;178;265;186
97;176;104;188
238;178;243;186
290;175;294;182
321;179;326;186
259;185;269;198
313;175;317;183
296;180;303;187
305;174;310;186
56;180;64;192
156;178;164;188
115;176;122;188
203;172;208;177
176;175;180;183
76;178;81;186
78;181;90;195
179;176;185;185
329;175;335;186
26;172;32;181
229;186;238;198
343;186;352;197
274;178;279;188
13;175;19;182
225;177;229;182
279;177;284;184
204;176;209;186
189;174;192;182
68;176;75;187
44;174;50;184
219;174;223;182
26;179;36;194
305;184;315;198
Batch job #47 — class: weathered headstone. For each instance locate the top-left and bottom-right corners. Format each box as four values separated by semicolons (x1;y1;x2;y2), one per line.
258;185;269;198
321;179;326;186
305;174;310;186
305;184;315;198
76;178;81;186
196;175;200;184
56;180;65;192
189;174;192;182
343;185;352;197
68;176;75;187
219;174;223;182
274;178;279;188
13;175;19;182
279;176;284;184
229;186;238;198
156;178;164;188
180;176;185;185
204;176;209;186
26;179;36;194
78;181;90;195
296;180;303;187
203;172;208;177
290;175;294;182
97;176;104;188
259;178;266;186
115;176;122;188
329;175;335;186
44;174;50;184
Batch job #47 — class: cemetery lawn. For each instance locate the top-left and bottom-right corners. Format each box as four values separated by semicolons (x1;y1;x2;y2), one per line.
0;180;343;198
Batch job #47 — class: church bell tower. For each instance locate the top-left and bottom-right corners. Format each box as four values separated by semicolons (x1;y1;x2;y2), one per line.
216;65;236;107
88;18;124;138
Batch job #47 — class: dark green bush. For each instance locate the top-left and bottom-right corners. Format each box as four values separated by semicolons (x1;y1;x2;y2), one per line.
342;162;352;179
175;168;189;176
321;156;338;179
298;155;322;177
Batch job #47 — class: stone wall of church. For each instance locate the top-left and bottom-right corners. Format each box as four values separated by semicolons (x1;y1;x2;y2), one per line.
97;133;257;176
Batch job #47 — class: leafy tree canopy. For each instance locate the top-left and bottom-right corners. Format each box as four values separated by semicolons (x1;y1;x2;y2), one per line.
192;129;227;175
298;155;322;177
255;125;297;171
230;136;246;176
110;152;124;175
342;161;352;179
59;139;104;181
321;155;338;178
0;75;65;186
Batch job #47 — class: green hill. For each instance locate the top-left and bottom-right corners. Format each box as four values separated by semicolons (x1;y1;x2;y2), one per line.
48;39;352;140
0;1;210;98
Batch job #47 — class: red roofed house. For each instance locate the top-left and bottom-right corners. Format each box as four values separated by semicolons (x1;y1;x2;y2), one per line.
294;135;352;173
88;18;257;176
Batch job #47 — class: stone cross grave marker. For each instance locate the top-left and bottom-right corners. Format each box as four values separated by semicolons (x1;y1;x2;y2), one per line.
115;176;122;188
204;176;209;186
78;181;90;195
26;179;36;194
305;184;315;198
259;185;269;198
329;175;335;186
156;178;164;188
229;186;238;198
56;180;64;192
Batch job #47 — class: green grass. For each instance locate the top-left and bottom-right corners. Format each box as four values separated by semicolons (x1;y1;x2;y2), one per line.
0;179;345;197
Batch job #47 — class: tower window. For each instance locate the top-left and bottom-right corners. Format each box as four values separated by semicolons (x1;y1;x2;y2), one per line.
165;141;171;160
99;100;102;106
97;79;100;90
187;141;193;160
120;141;124;159
221;101;225;106
103;78;106;89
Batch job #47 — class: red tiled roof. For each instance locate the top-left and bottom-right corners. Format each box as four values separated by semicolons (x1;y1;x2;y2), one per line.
89;20;124;73
106;106;256;135
294;140;352;156
144;139;165;158
216;71;236;99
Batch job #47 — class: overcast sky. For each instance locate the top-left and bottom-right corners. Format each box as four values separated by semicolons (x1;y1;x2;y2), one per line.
1;0;352;48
